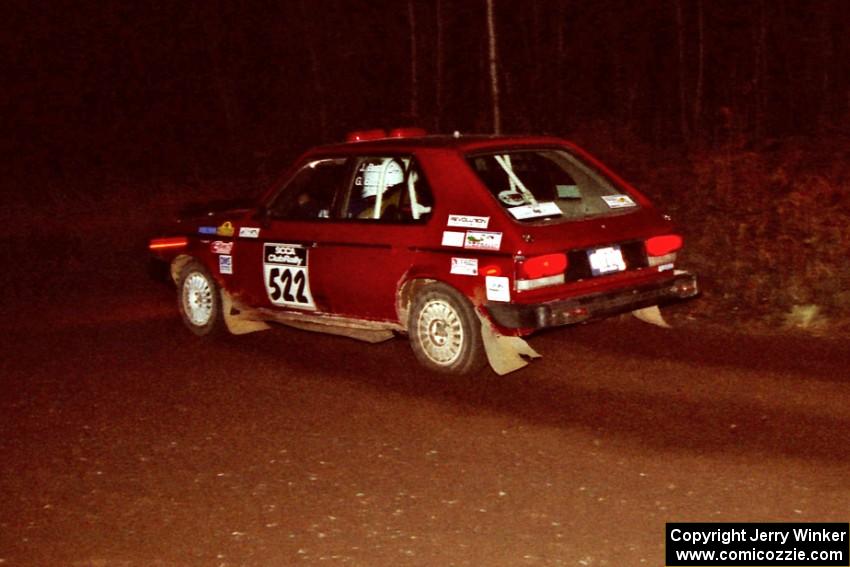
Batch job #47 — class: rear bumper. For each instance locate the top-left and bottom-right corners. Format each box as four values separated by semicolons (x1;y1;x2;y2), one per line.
485;271;698;330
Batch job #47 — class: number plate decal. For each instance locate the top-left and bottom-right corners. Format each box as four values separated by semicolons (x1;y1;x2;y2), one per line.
263;243;316;310
587;245;627;276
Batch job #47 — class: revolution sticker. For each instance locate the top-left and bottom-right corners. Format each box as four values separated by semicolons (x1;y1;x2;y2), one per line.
464;231;502;251
239;226;260;238
447;214;489;229
219;254;233;275
198;226;217;235
450;257;478;276
263;243;315;310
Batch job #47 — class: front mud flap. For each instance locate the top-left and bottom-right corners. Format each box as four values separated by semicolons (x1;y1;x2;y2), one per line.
221;289;271;335
631;305;672;328
476;311;541;375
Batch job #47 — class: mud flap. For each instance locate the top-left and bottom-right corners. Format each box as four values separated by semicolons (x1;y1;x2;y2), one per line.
221;289;271;335
631;305;671;328
476;311;541;375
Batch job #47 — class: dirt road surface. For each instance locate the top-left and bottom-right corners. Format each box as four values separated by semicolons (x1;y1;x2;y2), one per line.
2;280;849;566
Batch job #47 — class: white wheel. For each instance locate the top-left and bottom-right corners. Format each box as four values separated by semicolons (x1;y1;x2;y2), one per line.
416;297;465;366
409;283;486;374
177;260;226;336
182;271;214;327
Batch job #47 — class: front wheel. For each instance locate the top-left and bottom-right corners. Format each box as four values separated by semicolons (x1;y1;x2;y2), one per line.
408;283;487;374
177;260;226;336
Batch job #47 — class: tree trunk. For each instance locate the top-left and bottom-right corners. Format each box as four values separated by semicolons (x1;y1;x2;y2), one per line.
299;0;327;139
675;0;691;144
693;0;704;144
435;0;444;130
408;0;419;120
486;0;501;134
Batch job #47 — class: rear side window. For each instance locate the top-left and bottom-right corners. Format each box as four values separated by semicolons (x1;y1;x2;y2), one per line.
467;149;640;223
341;156;433;223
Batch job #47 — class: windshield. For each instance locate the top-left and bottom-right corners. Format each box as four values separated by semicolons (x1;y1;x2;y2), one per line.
467;149;640;223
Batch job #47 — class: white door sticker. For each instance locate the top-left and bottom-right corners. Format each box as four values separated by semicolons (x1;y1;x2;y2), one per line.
239;226;260;238
441;231;465;247
485;276;511;302
447;214;490;229
263;243;315;310
450;257;478;276
219;255;233;275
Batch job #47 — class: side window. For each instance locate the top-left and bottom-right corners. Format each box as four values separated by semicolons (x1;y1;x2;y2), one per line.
268;158;349;220
342;156;434;223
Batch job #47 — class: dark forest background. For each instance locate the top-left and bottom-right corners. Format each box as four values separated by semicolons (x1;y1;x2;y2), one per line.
7;0;849;179
4;0;850;332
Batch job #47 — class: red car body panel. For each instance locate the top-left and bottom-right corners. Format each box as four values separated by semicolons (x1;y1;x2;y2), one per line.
150;134;697;335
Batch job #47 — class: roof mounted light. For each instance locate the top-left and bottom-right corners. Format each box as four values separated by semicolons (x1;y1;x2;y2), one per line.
388;127;427;138
346;129;386;142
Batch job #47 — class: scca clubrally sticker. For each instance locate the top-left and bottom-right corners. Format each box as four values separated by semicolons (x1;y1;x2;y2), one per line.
263;243;316;310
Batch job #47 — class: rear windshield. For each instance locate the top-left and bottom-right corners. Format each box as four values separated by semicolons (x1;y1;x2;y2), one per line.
467;149;640;223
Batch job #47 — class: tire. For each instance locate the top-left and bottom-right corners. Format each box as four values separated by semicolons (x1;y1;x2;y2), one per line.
408;282;487;374
177;260;226;337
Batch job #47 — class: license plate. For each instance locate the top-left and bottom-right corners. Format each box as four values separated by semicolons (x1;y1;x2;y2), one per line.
587;245;626;276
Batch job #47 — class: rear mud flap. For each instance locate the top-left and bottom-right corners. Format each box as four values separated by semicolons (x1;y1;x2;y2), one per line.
631;305;672;328
221;290;271;335
476;311;541;375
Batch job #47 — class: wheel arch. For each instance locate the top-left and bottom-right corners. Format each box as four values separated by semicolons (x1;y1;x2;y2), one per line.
170;254;194;285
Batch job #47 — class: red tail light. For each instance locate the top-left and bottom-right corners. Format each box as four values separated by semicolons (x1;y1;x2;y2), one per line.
518;253;568;279
149;236;188;251
645;234;683;257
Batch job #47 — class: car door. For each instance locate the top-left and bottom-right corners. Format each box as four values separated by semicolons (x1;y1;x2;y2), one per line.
229;156;352;313
311;154;435;321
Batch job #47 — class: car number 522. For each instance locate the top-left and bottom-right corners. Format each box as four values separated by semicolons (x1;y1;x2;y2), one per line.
265;266;315;309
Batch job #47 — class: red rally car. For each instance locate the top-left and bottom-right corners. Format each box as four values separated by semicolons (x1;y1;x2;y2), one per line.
149;129;698;375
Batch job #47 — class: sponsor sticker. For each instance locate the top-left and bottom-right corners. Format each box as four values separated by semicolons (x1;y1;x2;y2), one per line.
263;243;315;310
485;276;510;302
198;226;217;235
450;257;478;276
601;194;636;208
658;262;674;272
239;226;260;238
508;201;562;220
464;231;502;251
217;221;235;237
211;240;233;254
219;254;233;275
447;214;489;229
441;230;465;247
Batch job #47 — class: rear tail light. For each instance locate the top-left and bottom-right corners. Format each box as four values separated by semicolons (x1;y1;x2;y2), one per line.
148;236;188;251
645;234;682;269
645;234;682;256
516;253;567;291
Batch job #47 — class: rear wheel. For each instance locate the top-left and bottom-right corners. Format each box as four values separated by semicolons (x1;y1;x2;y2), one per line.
409;283;486;374
178;260;226;336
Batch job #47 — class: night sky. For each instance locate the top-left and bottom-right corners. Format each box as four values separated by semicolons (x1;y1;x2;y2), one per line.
6;0;850;183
